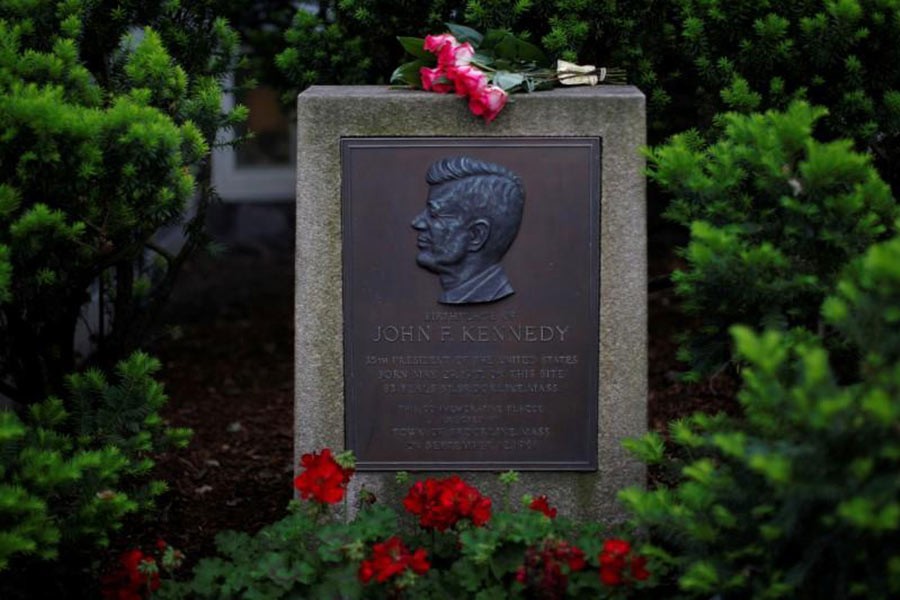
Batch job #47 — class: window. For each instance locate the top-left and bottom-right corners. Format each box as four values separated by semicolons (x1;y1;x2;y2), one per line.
212;75;296;201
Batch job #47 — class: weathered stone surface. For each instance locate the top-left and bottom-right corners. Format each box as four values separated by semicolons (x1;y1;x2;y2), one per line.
296;86;646;521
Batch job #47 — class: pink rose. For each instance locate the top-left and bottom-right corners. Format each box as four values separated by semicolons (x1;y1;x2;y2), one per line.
439;41;474;69
449;64;487;97
420;67;454;93
423;33;457;54
468;85;508;123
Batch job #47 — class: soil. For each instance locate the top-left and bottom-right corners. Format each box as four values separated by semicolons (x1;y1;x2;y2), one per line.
140;245;297;565
125;231;740;570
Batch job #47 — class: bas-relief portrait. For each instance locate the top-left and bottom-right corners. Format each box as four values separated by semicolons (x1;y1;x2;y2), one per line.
411;156;524;305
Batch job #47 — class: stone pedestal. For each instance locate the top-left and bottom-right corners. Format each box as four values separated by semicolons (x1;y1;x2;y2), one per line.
295;86;645;521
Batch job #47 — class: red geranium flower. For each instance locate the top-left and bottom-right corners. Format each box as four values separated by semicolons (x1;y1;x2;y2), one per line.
600;565;623;586
403;475;492;531
598;538;650;586
293;448;354;504
516;539;587;597
562;545;586;572
631;555;650;581
358;536;430;585
529;495;558;518
101;549;160;600
602;538;631;559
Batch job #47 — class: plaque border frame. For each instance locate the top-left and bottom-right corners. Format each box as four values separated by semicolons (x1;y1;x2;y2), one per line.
340;137;602;471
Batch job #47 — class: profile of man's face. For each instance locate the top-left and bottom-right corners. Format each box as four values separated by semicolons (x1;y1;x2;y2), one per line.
412;156;522;305
410;181;473;274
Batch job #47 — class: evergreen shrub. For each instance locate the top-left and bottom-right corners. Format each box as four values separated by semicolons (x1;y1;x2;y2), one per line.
661;0;900;187
0;0;245;404
0;0;244;589
275;1;900;170
620;234;900;599
276;1;458;94
648;101;896;377
275;0;665;116
0;352;189;572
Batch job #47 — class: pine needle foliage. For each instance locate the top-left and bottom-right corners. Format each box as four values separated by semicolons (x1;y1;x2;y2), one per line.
648;101;897;378
275;1;668;118
276;1;461;95
662;0;900;189
620;235;900;599
276;1;900;175
0;0;245;404
0;1;234;591
0;352;189;574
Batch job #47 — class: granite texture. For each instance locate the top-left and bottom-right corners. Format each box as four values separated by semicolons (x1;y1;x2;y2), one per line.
295;86;646;521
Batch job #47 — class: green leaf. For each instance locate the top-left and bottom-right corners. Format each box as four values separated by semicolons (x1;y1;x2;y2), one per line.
390;59;427;87
472;52;494;67
397;36;430;59
446;23;484;47
480;29;509;50
490;31;549;66
475;585;508;600
489;545;525;579
492;71;525;91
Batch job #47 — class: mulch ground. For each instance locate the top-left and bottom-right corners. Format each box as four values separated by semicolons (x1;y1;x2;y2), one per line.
139;246;297;566
124;233;740;570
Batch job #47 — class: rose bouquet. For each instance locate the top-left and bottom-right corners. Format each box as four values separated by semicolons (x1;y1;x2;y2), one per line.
392;23;625;123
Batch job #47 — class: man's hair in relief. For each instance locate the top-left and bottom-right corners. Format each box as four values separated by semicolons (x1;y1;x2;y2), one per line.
426;156;525;260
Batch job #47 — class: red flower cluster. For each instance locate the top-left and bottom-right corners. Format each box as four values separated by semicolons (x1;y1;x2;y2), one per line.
419;33;509;123
358;536;430;584
403;475;492;531
515;539;586;598
293;448;354;504
529;494;558;518
598;539;650;586
101;549;160;600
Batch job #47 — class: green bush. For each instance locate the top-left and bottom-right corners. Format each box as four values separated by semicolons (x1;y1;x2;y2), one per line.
274;1;664;110
276;1;459;95
648;101;896;377
0;352;190;574
0;0;244;404
0;0;242;593
620;234;900;599
822;228;900;367
275;1;900;176
660;0;900;186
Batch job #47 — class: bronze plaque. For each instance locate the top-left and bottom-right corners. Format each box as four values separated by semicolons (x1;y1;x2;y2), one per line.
342;137;600;470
